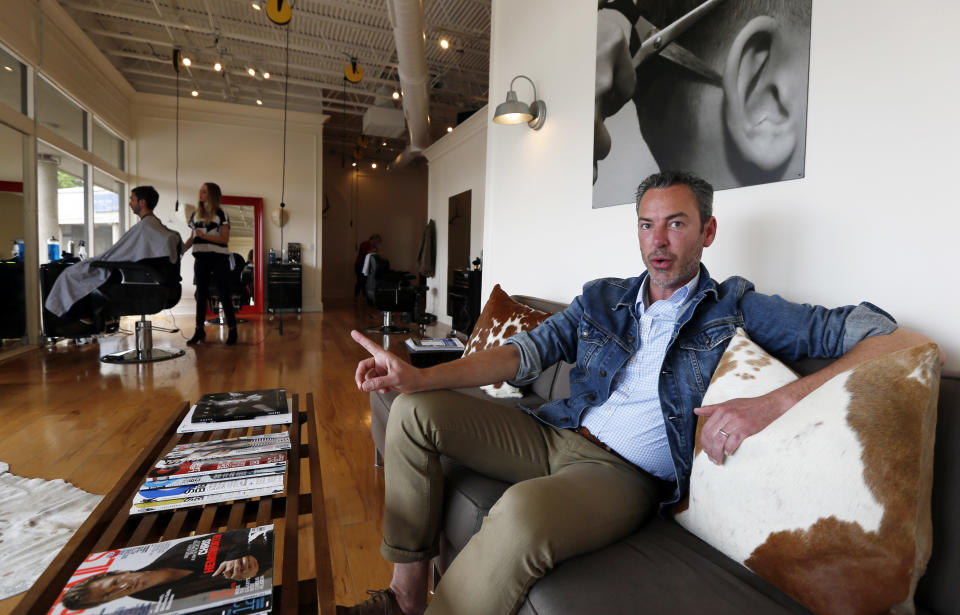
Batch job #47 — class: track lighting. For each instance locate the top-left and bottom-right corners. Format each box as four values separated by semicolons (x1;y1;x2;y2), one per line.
263;72;270;79
440;38;450;50
248;67;256;77
256;98;263;106
191;90;199;97
252;1;262;10
182;57;192;67
446;126;453;133
214;61;222;72
392;90;400;100
371;163;377;169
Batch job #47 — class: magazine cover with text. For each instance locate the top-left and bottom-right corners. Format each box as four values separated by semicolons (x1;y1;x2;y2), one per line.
158;433;290;466
191;389;288;423
146;453;287;483
48;525;274;615
136;473;285;503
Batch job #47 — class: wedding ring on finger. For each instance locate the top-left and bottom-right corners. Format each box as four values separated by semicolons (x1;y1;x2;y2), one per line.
718;429;729;439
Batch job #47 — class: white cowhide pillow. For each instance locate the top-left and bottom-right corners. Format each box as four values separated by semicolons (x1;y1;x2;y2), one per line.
463;284;551;398
674;328;939;615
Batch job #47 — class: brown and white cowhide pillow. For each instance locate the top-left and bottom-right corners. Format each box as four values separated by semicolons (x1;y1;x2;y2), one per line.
674;328;939;615
464;284;552;398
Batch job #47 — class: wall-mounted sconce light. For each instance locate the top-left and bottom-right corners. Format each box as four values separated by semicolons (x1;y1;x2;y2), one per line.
492;75;545;130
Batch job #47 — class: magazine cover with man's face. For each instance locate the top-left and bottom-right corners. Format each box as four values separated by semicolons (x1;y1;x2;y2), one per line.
49;525;274;615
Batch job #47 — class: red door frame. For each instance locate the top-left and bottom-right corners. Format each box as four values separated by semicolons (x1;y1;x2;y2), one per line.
221;195;264;313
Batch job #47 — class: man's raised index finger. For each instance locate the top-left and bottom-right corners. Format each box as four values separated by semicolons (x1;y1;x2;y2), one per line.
351;329;384;355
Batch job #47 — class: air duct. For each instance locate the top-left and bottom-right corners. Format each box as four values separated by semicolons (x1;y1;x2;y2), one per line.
385;0;431;166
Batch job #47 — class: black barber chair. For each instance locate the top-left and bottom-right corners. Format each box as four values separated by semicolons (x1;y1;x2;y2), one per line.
95;256;185;363
40;254;185;362
0;259;27;341
205;253;250;326
364;254;417;335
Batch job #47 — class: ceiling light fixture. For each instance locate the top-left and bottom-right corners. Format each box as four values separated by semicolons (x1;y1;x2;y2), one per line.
392;90;400;100
352;162;357;167
256;98;263;105
439;38;450;50
371;163;377;169
214;61;222;72
263;72;270;79
248;67;256;77
2;66;12;72
382;141;387;146
182;57;192;67
252;0;262;10
191;90;199;97
446;126;453;133
492;74;546;130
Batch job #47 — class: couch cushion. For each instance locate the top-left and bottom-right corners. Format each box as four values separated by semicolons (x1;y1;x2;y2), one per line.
520;517;811;615
675;329;940;615
464;285;552;398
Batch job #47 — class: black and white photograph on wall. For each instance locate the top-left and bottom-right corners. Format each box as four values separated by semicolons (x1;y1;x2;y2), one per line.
593;0;812;208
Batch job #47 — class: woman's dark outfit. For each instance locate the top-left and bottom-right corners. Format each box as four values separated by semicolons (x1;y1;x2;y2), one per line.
189;209;236;342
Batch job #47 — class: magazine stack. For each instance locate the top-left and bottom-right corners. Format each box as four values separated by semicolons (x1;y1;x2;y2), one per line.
178;388;293;434
48;525;275;615
130;431;289;514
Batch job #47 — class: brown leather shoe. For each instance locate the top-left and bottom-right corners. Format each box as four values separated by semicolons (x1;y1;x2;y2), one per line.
336;589;403;615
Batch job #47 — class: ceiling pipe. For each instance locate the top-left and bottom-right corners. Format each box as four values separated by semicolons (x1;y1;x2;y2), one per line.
385;0;431;166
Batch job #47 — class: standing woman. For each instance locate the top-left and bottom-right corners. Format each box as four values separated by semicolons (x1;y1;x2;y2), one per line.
184;182;237;345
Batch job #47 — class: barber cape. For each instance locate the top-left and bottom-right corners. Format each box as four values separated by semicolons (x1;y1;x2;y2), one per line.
45;214;183;317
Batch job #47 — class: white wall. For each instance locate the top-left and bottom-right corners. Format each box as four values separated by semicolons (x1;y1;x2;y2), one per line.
422;108;487;323
134;94;326;312
484;0;960;373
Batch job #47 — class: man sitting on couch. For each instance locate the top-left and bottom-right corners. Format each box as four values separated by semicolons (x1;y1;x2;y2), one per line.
342;170;933;615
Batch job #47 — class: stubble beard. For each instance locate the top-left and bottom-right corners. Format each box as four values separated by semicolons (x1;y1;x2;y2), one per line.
642;248;702;290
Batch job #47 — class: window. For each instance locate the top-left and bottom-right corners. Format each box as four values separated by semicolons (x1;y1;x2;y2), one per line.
93;119;125;171
0;47;26;114
94;170;124;255
36;77;86;149
38;142;87;259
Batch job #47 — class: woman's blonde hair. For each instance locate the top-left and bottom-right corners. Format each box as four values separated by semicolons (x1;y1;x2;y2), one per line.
198;182;223;223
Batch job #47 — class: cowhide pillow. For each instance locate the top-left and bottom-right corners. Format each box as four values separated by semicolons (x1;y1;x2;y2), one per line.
464;284;552;398
674;328;939;615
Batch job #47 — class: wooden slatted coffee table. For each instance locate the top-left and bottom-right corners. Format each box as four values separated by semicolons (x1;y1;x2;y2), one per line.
12;392;334;615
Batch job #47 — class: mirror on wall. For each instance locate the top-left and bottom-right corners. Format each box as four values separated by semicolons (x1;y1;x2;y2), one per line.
447;190;471;285
0;123;27;348
221;196;264;313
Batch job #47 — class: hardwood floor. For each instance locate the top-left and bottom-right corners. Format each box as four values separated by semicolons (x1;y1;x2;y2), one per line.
0;306;419;614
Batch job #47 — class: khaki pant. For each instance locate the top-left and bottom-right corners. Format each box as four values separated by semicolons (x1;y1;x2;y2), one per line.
381;391;667;615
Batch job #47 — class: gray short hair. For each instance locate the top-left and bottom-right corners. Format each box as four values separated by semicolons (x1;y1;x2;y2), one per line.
635;170;714;228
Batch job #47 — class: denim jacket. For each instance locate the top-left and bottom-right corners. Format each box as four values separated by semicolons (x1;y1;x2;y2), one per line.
505;265;897;507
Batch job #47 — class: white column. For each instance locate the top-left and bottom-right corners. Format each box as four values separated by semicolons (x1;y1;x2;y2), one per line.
36;153;59;264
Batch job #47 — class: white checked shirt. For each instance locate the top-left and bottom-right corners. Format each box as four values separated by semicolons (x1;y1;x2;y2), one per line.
579;272;700;481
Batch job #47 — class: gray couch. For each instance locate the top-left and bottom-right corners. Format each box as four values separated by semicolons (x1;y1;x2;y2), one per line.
370;296;959;614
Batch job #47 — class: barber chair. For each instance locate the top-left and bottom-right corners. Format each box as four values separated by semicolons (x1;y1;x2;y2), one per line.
39;255;183;362
41;260;113;341
0;259;27;341
205;253;250;326
95;256;185;363
364;255;417;335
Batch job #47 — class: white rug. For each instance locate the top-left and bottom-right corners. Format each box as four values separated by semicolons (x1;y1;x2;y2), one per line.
0;462;103;600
